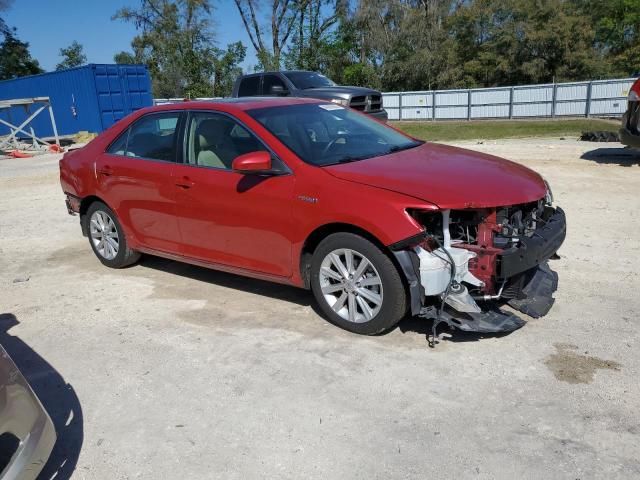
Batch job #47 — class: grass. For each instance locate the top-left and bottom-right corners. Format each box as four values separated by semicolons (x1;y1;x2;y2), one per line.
392;118;620;142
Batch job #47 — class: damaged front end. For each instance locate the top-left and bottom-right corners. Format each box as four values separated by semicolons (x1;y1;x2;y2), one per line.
392;197;566;336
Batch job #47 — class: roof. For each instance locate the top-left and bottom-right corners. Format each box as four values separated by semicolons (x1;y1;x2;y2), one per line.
239;70;315;77
147;96;325;113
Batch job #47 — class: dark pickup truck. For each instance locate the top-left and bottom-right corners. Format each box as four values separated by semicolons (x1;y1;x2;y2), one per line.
232;70;388;121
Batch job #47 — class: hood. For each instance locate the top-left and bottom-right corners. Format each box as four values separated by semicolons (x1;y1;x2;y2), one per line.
324;142;547;209
301;86;380;99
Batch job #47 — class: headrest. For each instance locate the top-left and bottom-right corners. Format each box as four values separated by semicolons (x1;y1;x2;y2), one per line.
196;119;226;149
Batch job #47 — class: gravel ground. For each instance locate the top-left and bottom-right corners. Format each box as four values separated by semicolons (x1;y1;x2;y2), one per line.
1;138;639;479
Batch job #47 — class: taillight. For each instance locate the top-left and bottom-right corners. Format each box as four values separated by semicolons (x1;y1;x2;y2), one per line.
629;78;640;101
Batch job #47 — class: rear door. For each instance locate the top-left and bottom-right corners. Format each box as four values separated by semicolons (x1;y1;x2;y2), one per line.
95;111;183;253
237;75;262;97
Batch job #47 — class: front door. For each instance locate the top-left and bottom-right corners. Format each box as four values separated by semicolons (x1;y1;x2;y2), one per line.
172;111;295;277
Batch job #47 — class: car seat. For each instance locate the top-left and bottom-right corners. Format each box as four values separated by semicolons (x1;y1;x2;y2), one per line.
195;119;240;169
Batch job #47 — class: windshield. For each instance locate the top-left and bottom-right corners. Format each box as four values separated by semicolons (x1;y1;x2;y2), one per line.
247;103;423;166
283;72;336;90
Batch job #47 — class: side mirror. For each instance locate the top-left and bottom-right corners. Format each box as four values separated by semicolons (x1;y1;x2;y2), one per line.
232;151;273;174
270;85;288;96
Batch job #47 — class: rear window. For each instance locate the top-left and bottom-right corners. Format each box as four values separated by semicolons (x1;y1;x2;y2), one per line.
238;76;261;96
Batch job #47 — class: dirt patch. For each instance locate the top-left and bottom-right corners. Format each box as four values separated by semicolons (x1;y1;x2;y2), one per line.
545;343;621;384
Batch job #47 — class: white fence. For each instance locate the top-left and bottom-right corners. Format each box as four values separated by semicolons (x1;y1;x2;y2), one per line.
154;77;636;121
382;78;635;121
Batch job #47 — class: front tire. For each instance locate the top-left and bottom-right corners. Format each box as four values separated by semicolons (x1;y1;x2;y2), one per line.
84;201;140;268
310;233;407;335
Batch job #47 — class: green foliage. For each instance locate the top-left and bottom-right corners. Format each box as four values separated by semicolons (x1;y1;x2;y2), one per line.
114;0;247;98
278;0;640;91
212;41;246;97
576;0;640;76
56;40;87;71
114;0;217;98
0;0;12;35
284;0;346;71
114;51;136;64
0;2;43;80
0;27;43;80
444;0;608;87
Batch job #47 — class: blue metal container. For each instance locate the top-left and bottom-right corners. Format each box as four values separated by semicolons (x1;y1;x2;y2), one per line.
0;64;153;137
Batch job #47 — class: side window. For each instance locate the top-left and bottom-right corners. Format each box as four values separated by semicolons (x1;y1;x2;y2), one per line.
186;112;270;170
238;76;261;96
107;112;180;161
107;128;129;155
262;74;288;96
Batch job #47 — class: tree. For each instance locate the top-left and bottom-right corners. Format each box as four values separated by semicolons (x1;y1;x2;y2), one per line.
0;27;43;80
233;0;305;70
113;0;217;98
284;0;347;71
575;0;640;76
232;0;634;90
289;0;459;91
0;0;11;36
212;41;246;97
445;0;605;87
56;40;87;71
114;51;136;64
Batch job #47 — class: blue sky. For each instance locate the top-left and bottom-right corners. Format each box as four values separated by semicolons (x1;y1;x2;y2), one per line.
3;0;258;71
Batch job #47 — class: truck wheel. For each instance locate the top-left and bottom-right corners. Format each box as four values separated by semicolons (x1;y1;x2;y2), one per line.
84;201;140;268
310;233;407;335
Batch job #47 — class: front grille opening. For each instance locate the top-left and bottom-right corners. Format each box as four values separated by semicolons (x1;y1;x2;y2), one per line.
0;432;21;473
409;201;546;249
349;95;383;113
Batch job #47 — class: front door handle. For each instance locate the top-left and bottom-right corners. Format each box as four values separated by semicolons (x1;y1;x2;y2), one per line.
175;176;195;189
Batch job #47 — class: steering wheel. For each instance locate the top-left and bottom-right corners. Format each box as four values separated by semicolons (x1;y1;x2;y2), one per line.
321;136;347;156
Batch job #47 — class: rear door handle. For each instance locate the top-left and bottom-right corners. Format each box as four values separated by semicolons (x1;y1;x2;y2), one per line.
98;165;113;176
175;176;195;189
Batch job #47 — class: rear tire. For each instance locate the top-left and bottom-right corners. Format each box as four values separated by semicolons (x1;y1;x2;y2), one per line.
84;201;140;268
310;233;407;335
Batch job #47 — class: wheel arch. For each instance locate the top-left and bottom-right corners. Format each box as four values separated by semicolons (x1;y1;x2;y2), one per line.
298;222;404;290
79;195;109;236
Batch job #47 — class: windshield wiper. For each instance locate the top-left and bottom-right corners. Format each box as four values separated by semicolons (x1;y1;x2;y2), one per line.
386;141;423;154
322;154;370;166
335;155;369;163
322;142;424;166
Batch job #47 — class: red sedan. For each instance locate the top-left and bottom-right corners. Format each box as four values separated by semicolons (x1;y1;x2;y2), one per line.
60;97;565;337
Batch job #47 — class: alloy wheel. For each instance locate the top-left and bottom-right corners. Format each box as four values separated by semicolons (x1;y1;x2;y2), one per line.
319;248;384;323
89;210;119;260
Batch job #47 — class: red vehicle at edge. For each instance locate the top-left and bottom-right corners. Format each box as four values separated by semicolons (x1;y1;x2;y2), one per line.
60;97;566;337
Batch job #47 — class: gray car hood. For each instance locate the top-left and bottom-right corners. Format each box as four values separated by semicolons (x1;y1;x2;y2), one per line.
300;86;380;98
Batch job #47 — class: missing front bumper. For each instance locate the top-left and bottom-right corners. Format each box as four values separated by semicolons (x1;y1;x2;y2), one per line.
498;207;566;279
420;304;526;333
507;261;558;318
393;204;565;336
418;261;559;334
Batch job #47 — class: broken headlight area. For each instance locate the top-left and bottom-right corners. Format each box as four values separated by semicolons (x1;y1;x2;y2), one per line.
394;201;566;335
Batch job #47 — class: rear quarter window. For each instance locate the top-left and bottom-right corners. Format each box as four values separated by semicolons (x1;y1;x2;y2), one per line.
106;112;181;161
